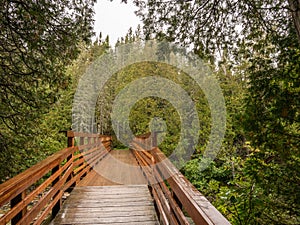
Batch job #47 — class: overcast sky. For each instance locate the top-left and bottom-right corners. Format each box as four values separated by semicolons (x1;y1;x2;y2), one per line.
93;1;141;45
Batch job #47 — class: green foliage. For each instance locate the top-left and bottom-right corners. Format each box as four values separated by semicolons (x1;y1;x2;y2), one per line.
0;0;95;131
240;27;300;224
0;24;110;182
0;0;96;180
134;0;296;59
182;68;252;224
96;60;210;158
133;0;300;223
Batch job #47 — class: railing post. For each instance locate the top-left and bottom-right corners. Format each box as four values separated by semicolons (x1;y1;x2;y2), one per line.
66;131;75;191
68;134;74;147
152;132;157;149
80;136;84;146
11;191;26;225
87;136;92;173
52;131;74;218
79;136;87;180
51;165;61;218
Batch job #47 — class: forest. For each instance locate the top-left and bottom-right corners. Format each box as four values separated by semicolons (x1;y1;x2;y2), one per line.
0;0;299;224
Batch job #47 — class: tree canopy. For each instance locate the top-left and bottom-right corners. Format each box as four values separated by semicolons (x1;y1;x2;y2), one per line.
0;0;96;180
132;0;300;224
134;0;300;56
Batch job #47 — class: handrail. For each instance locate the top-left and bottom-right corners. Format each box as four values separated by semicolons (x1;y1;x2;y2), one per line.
131;134;231;225
0;132;112;225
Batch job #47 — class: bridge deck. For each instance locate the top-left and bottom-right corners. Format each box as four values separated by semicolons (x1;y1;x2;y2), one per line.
78;149;147;186
51;150;157;224
51;185;159;225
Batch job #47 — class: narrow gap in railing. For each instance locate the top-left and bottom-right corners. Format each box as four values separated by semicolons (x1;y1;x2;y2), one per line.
10;191;26;225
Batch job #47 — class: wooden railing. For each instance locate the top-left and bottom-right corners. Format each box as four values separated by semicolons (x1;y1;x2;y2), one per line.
0;131;112;225
131;133;231;225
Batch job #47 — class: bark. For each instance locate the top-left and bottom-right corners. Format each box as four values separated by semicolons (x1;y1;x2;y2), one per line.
288;0;300;43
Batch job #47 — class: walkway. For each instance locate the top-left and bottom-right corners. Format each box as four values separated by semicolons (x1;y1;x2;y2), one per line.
51;149;158;224
51;185;159;225
78;149;147;186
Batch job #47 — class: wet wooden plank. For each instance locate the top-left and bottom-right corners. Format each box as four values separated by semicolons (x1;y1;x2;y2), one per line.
52;185;159;224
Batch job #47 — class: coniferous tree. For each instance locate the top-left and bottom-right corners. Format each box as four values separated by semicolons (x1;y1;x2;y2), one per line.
0;0;96;181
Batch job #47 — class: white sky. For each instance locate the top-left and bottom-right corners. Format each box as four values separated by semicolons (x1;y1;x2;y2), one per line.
93;1;141;46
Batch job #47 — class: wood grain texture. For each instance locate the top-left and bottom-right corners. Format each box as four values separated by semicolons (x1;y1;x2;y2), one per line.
78;150;147;186
51;185;159;225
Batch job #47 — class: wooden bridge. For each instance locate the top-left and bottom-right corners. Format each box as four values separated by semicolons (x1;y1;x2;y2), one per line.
0;132;231;225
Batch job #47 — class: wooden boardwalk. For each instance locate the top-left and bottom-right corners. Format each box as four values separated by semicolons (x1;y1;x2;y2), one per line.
78;149;147;186
52;185;159;225
51;150;158;224
51;185;159;225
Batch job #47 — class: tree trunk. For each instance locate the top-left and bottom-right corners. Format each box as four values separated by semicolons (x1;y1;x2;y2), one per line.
288;0;300;43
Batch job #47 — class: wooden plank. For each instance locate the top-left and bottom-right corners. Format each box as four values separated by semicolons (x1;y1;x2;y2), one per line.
57;216;158;224
68;193;152;200
74;185;149;191
52;185;159;224
59;211;157;219
78;150;147;186
59;205;156;214
65;196;153;204
152;187;168;225
65;201;155;208
55;222;159;225
76;170;119;186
